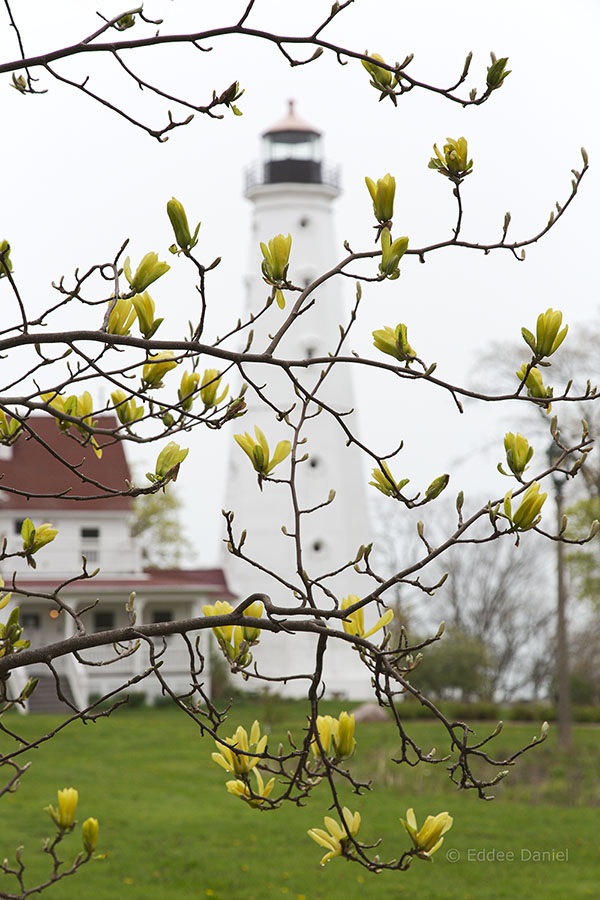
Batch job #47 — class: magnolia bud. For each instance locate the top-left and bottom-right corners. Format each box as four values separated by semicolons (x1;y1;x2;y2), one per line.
167;197;201;252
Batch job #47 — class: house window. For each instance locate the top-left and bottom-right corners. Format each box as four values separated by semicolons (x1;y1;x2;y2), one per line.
93;611;115;632
14;519;25;534
21;613;41;629
152;610;174;624
81;527;100;563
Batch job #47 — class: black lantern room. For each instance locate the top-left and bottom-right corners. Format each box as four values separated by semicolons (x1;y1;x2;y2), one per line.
261;100;323;184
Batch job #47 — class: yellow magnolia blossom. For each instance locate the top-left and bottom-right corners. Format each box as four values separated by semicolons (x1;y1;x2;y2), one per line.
504;481;547;531
311;711;356;760
365;173;396;224
124;252;170;294
167;197;201;252
40;391;102;457
0;410;21;444
40;391;69;431
308;807;361;866
372;323;416;363
401;808;453;859
178;370;200;412
428;137;473;181
200;369;229;410
361;52;399;101
240;599;263;643
335;711;356;758
21;518;58;555
217;624;256;669
82;817;99;854
369;462;410;498
107;297;137;335
212;721;267;775
341;595;394;640
111;389;144;425
132;291;163;340
234;426;291;478
0;575;12;610
202;600;234;645
378;228;409;280
260;233;292;283
499;432;534;478
310;714;335;757
142;351;178;388
202;603;258;667
45;787;78;830
151;441;189;480
11;75;27;92
76;391;95;431
515;364;552;413
260;233;292;308
521;308;568;359
226;769;275;808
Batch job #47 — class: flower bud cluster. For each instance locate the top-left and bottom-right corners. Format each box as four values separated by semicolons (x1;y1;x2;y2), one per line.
202;599;263;667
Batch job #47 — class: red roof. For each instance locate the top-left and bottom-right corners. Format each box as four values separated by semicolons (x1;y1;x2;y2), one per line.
0;416;132;510
13;567;235;597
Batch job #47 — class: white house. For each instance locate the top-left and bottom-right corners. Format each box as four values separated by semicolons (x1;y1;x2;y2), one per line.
0;416;232;711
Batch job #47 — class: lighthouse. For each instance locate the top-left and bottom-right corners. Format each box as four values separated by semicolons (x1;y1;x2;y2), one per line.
222;103;375;698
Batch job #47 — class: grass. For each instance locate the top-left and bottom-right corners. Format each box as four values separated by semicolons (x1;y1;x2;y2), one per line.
0;699;598;899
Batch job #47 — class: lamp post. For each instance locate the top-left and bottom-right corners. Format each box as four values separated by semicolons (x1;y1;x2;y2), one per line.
547;442;572;749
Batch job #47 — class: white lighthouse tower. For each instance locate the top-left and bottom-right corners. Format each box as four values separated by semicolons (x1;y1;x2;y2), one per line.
222;103;376;698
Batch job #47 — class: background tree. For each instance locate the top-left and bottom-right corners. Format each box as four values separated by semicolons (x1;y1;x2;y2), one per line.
409;626;494;702
374;503;554;700
132;487;196;568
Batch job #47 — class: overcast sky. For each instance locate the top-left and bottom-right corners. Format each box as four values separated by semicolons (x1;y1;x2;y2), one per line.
3;1;599;564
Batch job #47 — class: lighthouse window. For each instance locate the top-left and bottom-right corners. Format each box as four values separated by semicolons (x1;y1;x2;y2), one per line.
305;346;316;359
309;457;320;469
312;539;324;553
299;217;310;228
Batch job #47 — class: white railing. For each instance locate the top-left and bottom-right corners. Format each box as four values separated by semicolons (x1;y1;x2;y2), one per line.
64;653;89;710
9;665;30;714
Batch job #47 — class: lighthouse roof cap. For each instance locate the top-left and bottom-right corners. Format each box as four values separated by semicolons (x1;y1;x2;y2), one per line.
262;100;321;139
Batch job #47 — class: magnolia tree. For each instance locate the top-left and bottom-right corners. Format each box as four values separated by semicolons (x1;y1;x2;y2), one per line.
0;2;598;895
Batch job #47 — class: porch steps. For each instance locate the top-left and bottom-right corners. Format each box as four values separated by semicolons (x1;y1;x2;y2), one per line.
27;674;77;713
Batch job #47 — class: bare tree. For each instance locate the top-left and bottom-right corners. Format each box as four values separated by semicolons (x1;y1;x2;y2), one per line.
429;539;554;701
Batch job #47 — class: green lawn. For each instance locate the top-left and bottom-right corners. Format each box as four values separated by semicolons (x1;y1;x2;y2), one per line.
0;700;598;899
